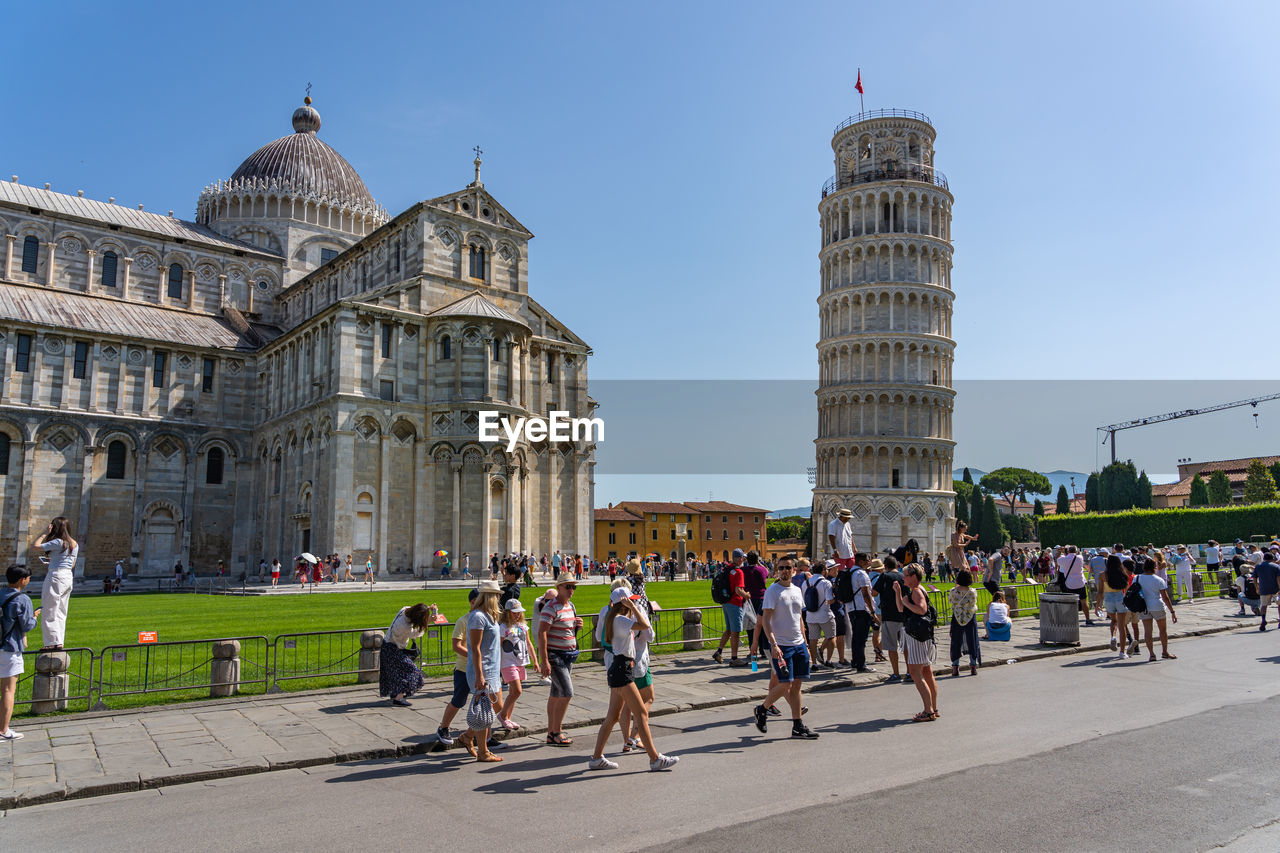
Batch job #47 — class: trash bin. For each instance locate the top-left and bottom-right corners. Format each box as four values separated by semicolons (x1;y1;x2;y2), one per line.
1038;593;1080;645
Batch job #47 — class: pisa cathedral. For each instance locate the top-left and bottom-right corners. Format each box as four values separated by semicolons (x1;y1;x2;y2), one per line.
0;97;594;579
812;109;956;558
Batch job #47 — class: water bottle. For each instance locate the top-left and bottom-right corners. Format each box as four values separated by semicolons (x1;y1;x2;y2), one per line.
750;657;758;673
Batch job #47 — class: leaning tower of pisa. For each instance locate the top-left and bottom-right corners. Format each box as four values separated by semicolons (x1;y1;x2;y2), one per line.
812;108;956;559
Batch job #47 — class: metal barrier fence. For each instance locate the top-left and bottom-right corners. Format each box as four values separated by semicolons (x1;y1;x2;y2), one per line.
272;628;372;687
95;636;271;706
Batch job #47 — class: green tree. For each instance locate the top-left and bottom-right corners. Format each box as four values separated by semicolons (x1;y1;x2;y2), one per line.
1033;498;1045;516
962;467;974;485
953;480;972;526
1099;461;1139;511
1271;462;1280;492
970;483;984;535
1085;472;1101;513
1207;471;1232;505
1136;471;1153;509
980;467;1052;516
979;495;1005;551
1243;459;1280;504
1055;484;1070;514
1189;473;1210;507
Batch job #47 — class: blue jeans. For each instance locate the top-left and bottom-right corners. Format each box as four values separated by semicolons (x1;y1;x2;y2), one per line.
949;618;980;667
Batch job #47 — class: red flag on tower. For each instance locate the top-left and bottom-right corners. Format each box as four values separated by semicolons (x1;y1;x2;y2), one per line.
855;71;864;94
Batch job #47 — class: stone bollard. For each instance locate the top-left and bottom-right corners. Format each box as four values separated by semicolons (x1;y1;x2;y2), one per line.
682;609;703;652
1191;572;1205;599
210;639;241;697
590;615;604;662
32;651;69;714
1002;586;1021;618
358;631;383;684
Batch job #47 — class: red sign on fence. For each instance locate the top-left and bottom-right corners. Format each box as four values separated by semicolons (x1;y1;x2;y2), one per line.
138;631;158;644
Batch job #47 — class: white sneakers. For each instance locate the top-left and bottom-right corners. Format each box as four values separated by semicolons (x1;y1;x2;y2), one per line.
649;754;679;772
588;756;619;771
1;730;23;740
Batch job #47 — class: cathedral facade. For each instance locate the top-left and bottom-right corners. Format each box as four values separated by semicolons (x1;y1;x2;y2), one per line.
0;98;594;579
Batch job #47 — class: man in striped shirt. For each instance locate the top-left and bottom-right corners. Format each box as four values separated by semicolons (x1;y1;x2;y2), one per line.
537;578;582;746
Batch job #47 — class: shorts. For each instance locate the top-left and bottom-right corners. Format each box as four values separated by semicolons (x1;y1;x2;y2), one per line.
806;618;837;640
1261;594;1276;612
501;665;526;684
634;670;653;690
449;669;469;709
1140;608;1167;622
1102;591;1126;614
879;619;904;653
833;609;848;636
548;651;575;698
834;557;856;570
606;655;635;689
1066;584;1088;602
0;650;23;679
270;571;279;579
722;603;743;633
772;644;810;682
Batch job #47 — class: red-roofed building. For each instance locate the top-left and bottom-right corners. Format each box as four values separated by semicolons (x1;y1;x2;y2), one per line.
686;501;770;562
593;506;645;562
1151;456;1280;508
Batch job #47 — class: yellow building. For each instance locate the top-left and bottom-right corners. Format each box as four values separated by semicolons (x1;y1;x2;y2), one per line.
593;506;645;563
615;501;701;562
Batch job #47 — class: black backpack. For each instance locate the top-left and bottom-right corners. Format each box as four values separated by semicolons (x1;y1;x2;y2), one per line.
904;594;937;642
1243;577;1260;600
1123;577;1147;613
834;569;856;604
803;577;823;613
711;568;733;604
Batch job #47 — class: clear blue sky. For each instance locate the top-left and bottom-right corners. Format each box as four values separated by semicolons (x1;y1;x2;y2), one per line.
9;1;1277;508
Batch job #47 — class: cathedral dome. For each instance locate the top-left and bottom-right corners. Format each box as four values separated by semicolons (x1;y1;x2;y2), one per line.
227;98;377;210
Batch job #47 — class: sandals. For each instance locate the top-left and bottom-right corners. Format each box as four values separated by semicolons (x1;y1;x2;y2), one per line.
546;732;573;747
1162;652;1178;660
911;710;934;723
621;736;641;753
1148;654;1157;662
500;719;519;731
476;754;503;763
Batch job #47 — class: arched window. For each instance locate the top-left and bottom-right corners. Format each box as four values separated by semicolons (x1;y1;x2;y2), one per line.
440;335;452;360
468;245;486;279
0;433;9;476
101;251;118;287
21;236;39;273
106;440;127;479
272;451;282;494
206;447;225;485
492;338;502;362
167;263;183;299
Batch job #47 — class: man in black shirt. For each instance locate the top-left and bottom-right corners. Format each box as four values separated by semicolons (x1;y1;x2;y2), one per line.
872;556;908;683
500;563;522;608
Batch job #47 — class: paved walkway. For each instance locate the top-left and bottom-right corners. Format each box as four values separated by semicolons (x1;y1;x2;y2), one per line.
0;597;1256;809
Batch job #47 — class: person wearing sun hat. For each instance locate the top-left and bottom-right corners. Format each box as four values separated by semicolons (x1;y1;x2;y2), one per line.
827;507;857;570
537;576;582;746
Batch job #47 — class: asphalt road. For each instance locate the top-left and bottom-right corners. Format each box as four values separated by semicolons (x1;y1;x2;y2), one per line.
4;627;1280;853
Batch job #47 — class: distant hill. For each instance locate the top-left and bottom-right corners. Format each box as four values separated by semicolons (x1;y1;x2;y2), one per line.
768;506;812;519
954;468;1090;499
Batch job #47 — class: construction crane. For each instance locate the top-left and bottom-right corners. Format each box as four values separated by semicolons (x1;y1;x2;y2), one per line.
1098;392;1280;464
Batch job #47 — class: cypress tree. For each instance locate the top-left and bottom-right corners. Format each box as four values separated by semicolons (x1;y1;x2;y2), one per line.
1207;471;1231;505
1136;471;1153;509
963;467;974;485
1055;484;1070;514
979;495;1004;551
1085;472;1101;513
1189;473;1209;507
970;484;984;534
1033;498;1045;516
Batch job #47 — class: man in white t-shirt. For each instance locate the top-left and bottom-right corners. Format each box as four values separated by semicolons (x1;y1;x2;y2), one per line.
1172;545;1195;603
752;556;819;740
827;508;856;570
1055;545;1094;626
804;562;836;668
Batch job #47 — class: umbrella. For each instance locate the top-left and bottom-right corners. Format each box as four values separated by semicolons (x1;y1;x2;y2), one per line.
298;552;319;564
646;553;660;559
435;549;449;558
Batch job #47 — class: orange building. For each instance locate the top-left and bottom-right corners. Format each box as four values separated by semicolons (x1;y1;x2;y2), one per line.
685;501;769;563
614;501;700;562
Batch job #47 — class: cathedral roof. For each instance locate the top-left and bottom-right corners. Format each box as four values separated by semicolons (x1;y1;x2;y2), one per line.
0;281;276;351
0;181;277;257
427;291;529;328
227;99;378;211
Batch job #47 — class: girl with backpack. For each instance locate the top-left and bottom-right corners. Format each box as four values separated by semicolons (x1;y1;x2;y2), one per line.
892;563;938;722
1095;555;1134;659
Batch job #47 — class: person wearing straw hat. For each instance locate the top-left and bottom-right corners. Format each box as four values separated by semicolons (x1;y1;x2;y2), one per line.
466;579;505;762
536;576;582;746
827;507;857;570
